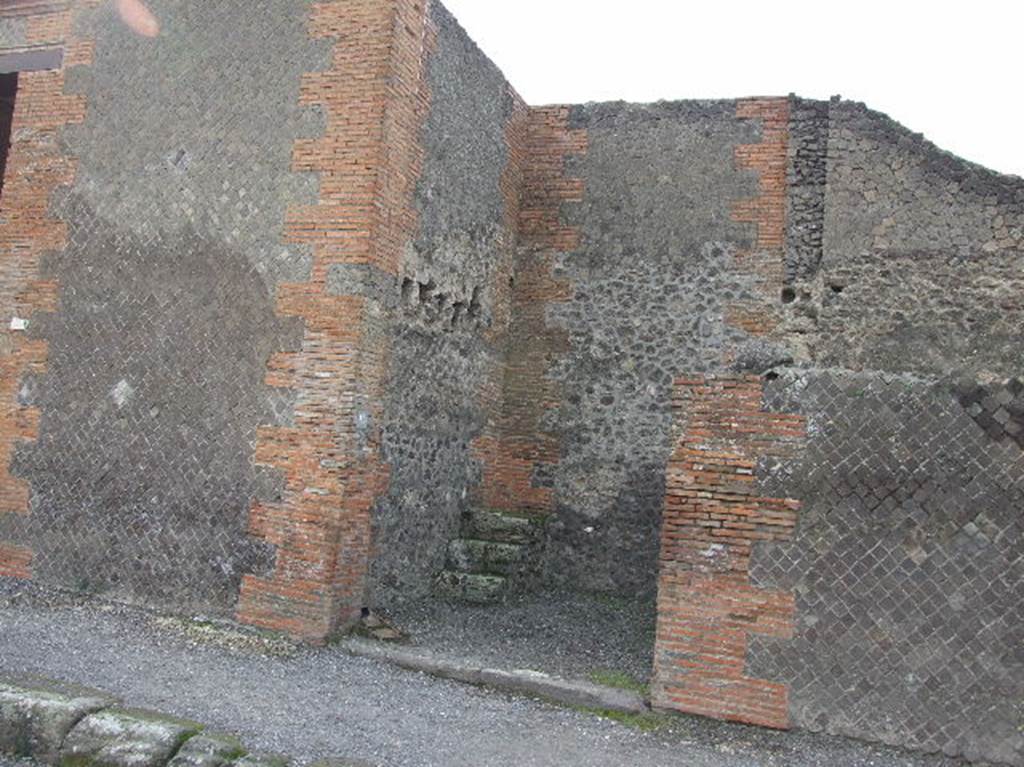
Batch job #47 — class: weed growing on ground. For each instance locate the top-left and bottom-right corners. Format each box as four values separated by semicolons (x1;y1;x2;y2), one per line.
574;706;672;733
587;669;649;696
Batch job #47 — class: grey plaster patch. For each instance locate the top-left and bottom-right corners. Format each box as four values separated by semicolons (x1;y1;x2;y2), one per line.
0;19;27;52
325;264;397;309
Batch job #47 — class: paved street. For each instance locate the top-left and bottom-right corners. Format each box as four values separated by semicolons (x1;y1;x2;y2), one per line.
0;580;980;767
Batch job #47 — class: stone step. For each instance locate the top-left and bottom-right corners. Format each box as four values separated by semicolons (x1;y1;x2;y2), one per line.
433;570;507;604
445;538;528;577
462;510;545;546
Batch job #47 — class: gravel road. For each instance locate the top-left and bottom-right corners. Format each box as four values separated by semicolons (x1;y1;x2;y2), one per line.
383;588;656;684
0;579;982;767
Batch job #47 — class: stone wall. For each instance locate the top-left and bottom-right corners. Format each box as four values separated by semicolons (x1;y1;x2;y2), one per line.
761;101;1024;765
0;0;524;629
0;0;326;617
650;98;1024;765
0;5;1021;761
787;100;1024;378
369;2;524;603
536;101;764;597
749;370;1023;765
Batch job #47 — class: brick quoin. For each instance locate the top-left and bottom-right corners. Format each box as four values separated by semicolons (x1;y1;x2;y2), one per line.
651;98;803;729
0;3;94;581
473;107;586;516
652;375;806;729
237;0;432;642
726;98;790;339
471;88;529;509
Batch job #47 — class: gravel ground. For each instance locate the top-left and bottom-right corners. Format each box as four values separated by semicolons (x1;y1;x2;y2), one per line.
0;578;983;767
382;589;656;684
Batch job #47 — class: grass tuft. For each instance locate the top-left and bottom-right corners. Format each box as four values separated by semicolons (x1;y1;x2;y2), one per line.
573;705;671;733
587;669;648;696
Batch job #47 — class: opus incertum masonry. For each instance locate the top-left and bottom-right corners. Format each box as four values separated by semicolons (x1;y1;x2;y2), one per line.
0;2;1021;765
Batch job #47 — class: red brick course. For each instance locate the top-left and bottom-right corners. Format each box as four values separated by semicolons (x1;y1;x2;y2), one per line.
726;98;790;338
652;375;805;729
470;88;529;507
0;2;69;20
237;0;432;641
474;107;586;515
0;4;93;581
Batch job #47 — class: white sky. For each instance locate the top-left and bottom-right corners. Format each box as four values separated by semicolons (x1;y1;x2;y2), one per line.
442;0;1024;179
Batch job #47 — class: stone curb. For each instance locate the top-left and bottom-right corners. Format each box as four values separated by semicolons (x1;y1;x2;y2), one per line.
0;673;369;767
341;638;649;715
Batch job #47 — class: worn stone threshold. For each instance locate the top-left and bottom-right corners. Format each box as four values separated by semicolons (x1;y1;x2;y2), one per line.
339;637;648;715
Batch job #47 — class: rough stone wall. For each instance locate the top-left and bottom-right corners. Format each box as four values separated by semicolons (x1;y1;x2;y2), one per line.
543;101;777;597
644;97;1024;764
0;0;333;617
0;4;1020;758
746;101;1024;765
750;370;1024;765
369;2;524;602
0;0;527;630
784;97;828;284
790;100;1024;378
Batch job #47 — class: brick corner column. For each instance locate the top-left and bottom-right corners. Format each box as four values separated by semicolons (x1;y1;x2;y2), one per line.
652;373;806;730
236;0;431;642
474;106;587;517
0;3;95;580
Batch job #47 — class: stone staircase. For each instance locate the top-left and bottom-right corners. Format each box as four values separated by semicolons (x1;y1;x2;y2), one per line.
434;509;547;603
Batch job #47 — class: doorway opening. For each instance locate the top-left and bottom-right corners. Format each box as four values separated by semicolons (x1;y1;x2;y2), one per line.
0;72;19;201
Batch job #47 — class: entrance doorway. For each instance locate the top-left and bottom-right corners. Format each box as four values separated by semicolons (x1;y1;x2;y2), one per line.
0;72;18;200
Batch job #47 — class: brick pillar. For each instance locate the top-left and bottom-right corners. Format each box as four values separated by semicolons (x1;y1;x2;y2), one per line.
0;4;94;580
474;107;586;516
471;88;529;508
237;0;431;642
726;98;790;337
652;374;805;729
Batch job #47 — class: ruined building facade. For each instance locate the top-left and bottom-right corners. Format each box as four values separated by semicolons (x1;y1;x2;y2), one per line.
0;1;1021;765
